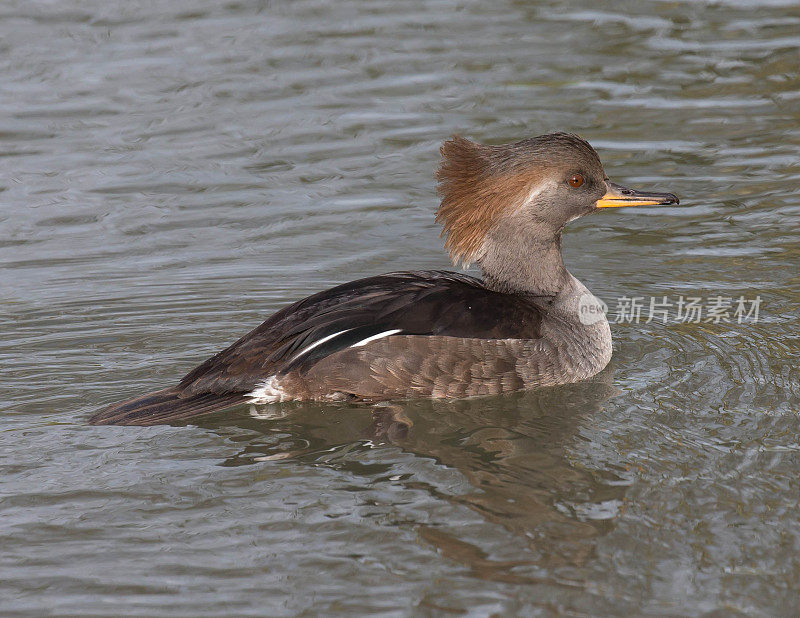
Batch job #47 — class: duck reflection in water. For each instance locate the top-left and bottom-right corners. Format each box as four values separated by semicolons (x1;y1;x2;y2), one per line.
195;370;622;583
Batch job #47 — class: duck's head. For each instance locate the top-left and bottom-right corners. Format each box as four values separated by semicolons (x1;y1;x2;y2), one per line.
435;132;678;267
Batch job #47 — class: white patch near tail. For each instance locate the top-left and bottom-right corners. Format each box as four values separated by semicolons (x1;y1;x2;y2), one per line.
247;376;289;404
289;328;353;363
351;329;403;348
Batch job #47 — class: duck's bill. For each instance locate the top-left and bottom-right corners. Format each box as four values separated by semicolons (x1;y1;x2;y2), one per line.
596;181;679;208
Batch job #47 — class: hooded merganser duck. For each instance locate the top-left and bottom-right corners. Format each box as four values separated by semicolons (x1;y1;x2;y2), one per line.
90;133;678;426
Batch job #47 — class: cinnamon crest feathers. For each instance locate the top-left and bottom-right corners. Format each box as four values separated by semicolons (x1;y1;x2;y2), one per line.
435;133;603;266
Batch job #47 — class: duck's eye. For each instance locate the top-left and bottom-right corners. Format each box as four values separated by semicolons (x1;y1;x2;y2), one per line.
569;173;584;188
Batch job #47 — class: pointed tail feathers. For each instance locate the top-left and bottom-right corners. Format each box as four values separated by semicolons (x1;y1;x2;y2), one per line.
89;388;247;426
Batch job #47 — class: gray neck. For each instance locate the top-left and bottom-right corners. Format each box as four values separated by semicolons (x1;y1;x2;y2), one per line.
478;221;569;297
478;218;612;380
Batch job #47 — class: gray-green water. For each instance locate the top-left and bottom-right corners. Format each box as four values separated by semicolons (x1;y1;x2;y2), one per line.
2;0;799;615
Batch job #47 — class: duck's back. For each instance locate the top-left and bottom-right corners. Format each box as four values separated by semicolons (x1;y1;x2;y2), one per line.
90;271;546;425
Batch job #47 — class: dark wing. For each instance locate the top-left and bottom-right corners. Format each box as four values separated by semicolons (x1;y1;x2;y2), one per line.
178;270;543;395
90;270;544;425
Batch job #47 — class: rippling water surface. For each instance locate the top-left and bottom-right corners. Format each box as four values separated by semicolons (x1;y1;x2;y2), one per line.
2;0;799;615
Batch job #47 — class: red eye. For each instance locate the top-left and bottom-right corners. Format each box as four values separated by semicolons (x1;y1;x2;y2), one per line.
569;173;584;188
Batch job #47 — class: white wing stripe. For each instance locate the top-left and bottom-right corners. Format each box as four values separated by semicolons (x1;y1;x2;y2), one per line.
289;328;353;363
351;329;403;348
